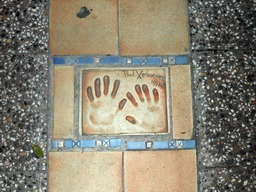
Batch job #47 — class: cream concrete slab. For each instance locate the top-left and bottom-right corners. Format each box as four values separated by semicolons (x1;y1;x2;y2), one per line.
170;65;193;139
53;66;74;139
119;0;190;55
49;152;122;192
81;68;169;135
124;150;197;192
50;0;118;55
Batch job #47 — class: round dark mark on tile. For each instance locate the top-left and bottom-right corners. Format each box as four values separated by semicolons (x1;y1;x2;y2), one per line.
77;6;92;18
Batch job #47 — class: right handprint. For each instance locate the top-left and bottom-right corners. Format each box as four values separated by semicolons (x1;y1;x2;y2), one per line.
125;84;163;132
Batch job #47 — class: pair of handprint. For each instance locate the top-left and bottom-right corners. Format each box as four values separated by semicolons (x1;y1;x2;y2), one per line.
86;75;160;128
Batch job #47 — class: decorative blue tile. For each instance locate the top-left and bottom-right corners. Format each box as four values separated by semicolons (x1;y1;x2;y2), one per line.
183;140;196;148
175;56;188;64
176;140;184;148
169;56;175;64
101;56;119;64
80;140;95;148
169;141;176;149
133;58;140;65
78;57;94;64
65;140;73;148
122;57;126;65
153;141;169;149
127;142;146;150
66;57;79;64
147;57;162;65
52;141;57;149
140;57;147;64
103;140;110;146
53;57;65;64
72;140;80;147
109;139;122;147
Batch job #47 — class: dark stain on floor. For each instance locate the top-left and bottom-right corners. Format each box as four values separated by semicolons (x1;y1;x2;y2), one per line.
77;6;92;18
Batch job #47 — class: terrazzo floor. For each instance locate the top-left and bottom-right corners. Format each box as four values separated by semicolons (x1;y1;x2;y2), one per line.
0;0;256;191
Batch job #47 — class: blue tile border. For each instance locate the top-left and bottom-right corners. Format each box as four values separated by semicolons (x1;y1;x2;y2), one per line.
133;58;140;65
78;57;94;64
109;139;122;147
175;56;188;64
53;57;65;64
52;141;57;148
65;140;73;148
53;55;189;65
80;140;95;148
101;56;119;64
147;57;162;65
153;141;169;149
52;140;195;150
127;142;146;150
183;140;196;148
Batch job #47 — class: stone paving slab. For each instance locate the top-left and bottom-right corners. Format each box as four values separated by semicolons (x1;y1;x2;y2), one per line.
53;66;74;139
50;0;118;55
49;151;123;192
124;150;197;192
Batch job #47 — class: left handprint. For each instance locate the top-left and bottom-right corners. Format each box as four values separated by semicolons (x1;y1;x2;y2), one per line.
86;75;127;125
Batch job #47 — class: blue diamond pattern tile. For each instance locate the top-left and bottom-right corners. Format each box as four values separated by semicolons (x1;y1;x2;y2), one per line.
153;141;169;149
103;140;110;146
140;57;147;64
183;140;196;149
72;140;80;148
147;57;162;65
169;141;176;149
127;142;146;150
169;56;175;64
53;57;65;64
101;56;119;64
66;57;79;64
80;140;95;148
78;57;94;64
65;140;73;148
175;56;188;64
52;141;57;149
109;139;122;147
133;58;140;65
176;141;184;148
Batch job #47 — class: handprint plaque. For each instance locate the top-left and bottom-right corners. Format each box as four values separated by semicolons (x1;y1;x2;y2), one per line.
82;68;169;135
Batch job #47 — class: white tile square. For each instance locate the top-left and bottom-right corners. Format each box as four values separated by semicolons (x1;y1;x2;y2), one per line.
146;142;152;148
176;141;183;148
95;58;100;63
57;141;64;148
96;141;102;146
127;59;132;64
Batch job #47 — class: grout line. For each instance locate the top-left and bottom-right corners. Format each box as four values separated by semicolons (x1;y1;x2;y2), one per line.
122;151;125;192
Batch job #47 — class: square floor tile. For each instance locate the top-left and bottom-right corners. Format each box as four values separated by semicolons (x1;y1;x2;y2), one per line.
124;150;197;192
170;65;193;139
50;0;118;55
119;0;190;55
53;66;74;139
49;152;122;192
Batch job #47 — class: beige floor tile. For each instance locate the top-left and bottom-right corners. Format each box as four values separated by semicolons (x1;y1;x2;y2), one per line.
170;65;193;139
50;0;118;55
119;0;190;55
53;66;74;139
124;150;197;192
49;152;122;192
